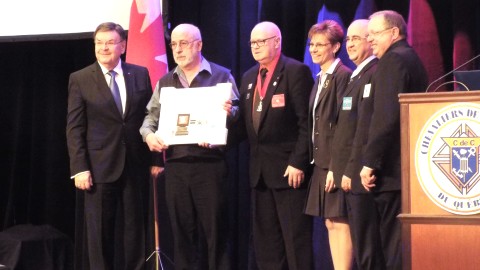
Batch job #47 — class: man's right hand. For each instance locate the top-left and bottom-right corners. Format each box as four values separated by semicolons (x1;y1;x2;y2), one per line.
360;166;376;191
74;171;93;190
145;133;169;152
341;175;352;192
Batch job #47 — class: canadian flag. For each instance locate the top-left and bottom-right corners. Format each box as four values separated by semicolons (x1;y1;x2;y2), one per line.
126;0;168;90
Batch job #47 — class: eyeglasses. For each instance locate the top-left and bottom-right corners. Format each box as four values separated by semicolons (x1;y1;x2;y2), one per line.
368;27;394;39
309;42;331;49
95;40;123;47
345;35;368;43
170;39;199;50
249;36;277;48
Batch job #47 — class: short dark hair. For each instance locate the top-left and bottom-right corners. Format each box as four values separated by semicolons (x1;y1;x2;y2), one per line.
93;22;126;41
308;20;344;56
369;10;407;39
308;20;344;43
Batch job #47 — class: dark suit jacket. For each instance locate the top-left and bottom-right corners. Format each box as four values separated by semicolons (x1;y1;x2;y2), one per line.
362;40;428;192
240;55;313;189
309;61;351;169
332;58;378;192
66;61;152;183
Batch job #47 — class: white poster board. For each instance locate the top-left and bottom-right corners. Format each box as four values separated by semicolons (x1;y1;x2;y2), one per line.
156;83;231;145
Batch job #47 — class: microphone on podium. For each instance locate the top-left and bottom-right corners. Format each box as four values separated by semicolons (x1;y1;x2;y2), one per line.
425;53;480;92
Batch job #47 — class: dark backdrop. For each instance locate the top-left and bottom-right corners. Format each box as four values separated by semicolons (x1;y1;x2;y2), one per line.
1;0;479;269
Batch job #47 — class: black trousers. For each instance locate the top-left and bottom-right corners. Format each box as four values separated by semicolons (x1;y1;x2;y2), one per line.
373;191;402;270
164;158;230;270
84;166;147;270
346;192;386;270
253;181;313;270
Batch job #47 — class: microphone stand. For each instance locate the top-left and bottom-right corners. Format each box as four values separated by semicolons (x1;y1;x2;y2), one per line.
432;80;470;92
146;168;165;270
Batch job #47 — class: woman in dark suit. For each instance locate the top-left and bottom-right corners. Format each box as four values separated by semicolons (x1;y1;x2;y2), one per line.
304;20;353;270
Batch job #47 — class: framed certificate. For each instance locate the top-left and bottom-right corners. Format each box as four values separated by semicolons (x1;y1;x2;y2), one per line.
156;83;231;145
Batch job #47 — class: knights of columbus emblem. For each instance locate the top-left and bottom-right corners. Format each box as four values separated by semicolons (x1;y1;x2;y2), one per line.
416;103;480;215
431;124;480;195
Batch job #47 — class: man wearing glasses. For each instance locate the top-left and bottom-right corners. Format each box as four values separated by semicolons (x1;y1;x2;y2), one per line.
338;19;383;270
66;22;153;269
140;23;239;269
359;10;428;269
239;21;314;269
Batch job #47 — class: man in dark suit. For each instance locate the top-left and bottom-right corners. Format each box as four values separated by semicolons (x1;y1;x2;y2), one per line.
359;11;428;269
335;19;384;270
66;22;153;269
239;21;314;269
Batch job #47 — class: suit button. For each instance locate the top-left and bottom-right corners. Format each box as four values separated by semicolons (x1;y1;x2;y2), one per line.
315;117;319;120
314;147;318;150
315;131;319;135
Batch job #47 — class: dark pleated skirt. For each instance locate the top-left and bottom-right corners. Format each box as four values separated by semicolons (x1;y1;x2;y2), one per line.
304;165;347;218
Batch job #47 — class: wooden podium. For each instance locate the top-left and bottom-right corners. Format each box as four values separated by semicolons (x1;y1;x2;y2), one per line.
399;91;480;270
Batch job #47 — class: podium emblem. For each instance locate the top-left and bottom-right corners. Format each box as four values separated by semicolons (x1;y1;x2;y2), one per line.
451;145;477;185
434;128;480;195
416;103;480;215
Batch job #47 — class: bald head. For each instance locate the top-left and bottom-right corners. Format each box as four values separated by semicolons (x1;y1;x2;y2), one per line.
250;21;282;65
170;23;203;71
346;19;372;65
349;19;369;32
172;24;202;40
251;21;282;40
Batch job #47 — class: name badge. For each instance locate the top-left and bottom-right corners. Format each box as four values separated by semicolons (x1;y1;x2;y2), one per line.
363;84;371;98
342;96;352;110
272;94;285;108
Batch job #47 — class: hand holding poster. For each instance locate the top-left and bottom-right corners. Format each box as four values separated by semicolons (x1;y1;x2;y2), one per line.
156;83;232;145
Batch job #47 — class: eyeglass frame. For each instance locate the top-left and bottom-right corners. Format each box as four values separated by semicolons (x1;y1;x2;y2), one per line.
308;42;331;50
249;36;277;48
344;35;368;43
368;27;394;39
169;39;199;50
94;39;124;47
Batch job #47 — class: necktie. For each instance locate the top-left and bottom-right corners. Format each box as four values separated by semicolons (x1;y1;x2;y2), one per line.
108;70;123;115
260;68;268;88
253;68;268;133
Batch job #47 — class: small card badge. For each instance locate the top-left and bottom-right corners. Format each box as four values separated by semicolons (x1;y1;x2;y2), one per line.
272;94;285;108
342;96;352;110
363;84;371;98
